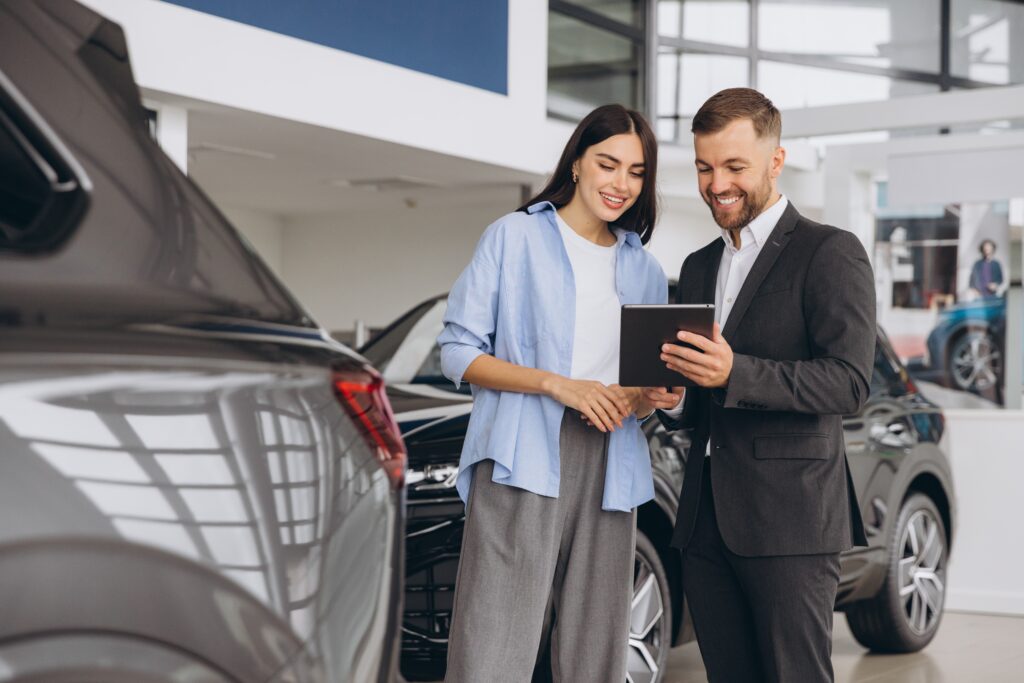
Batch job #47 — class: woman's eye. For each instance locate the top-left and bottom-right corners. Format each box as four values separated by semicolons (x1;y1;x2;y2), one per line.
630;172;645;179
599;164;614;171
697;168;711;174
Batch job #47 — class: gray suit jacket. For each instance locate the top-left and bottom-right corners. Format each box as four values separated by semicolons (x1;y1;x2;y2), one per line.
662;203;873;557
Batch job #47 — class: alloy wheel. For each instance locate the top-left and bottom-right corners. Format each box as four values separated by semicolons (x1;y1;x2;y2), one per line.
898;508;946;636
626;551;665;683
951;331;1001;391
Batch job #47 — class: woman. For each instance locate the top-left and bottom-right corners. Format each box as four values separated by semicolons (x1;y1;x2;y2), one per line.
438;104;667;682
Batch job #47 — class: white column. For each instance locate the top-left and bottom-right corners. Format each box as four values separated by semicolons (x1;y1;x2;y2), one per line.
148;101;188;173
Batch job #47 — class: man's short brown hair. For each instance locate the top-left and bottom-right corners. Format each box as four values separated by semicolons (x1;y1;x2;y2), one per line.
691;88;781;143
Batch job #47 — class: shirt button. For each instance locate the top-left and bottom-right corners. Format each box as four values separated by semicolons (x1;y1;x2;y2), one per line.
727;297;734;304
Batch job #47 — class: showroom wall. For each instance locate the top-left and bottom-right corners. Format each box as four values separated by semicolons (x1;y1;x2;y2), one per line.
275;190;524;332
221;206;286;276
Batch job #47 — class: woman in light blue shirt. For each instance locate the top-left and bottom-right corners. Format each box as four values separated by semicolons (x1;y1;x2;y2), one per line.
439;105;668;682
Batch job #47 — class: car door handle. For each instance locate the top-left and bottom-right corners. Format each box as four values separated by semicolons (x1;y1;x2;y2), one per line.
869;421;915;449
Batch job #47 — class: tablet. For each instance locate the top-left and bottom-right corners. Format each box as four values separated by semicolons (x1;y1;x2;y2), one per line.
619;304;715;387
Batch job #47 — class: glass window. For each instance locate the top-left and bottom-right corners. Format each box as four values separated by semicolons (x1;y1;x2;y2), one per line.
659;0;749;47
951;0;1024;84
0;110;50;239
548;11;642;120
758;61;938;110
658;50;748;138
758;0;940;73
563;0;644;27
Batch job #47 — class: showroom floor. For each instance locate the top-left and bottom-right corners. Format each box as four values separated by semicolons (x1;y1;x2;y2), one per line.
664;611;1024;682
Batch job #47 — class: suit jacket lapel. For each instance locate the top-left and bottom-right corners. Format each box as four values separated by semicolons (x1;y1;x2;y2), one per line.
721;202;800;342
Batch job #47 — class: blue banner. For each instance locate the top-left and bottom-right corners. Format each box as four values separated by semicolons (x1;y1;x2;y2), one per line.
161;0;509;94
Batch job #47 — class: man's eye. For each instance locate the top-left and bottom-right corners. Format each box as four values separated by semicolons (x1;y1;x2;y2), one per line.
728;167;745;173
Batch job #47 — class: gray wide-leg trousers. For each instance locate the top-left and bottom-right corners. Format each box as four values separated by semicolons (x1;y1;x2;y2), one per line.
444;411;636;683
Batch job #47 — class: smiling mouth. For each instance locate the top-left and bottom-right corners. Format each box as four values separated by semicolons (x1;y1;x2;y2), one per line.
600;192;626;207
713;194;741;207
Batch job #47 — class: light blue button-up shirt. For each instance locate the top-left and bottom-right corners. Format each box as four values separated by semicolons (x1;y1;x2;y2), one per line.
438;202;668;512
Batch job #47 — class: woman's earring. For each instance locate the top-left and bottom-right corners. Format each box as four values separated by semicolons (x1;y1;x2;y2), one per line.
571;170;579;183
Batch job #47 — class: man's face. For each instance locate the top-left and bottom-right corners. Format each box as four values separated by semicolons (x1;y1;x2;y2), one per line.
694;118;785;232
982;242;995;258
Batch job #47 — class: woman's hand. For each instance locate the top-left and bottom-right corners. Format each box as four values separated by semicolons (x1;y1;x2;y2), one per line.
542;376;630;432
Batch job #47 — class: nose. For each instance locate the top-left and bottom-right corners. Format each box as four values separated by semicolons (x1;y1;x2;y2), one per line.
611;167;630;193
708;170;731;196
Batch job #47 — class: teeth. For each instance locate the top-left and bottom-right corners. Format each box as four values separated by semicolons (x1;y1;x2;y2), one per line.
601;193;625;204
716;196;740;205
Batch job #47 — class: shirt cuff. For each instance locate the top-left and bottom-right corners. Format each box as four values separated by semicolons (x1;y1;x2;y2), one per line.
441;345;486;390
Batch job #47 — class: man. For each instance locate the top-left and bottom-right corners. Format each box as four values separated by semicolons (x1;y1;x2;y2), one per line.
643;88;875;683
968;238;1004;300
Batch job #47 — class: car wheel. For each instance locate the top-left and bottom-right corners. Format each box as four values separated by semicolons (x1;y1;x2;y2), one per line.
846;493;947;653
948;329;1002;392
627;530;672;683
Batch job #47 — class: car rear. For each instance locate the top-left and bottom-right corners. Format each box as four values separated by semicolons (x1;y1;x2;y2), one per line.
0;2;403;680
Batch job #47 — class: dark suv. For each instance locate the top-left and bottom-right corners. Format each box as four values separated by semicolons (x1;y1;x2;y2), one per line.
362;294;957;683
1;2;403;681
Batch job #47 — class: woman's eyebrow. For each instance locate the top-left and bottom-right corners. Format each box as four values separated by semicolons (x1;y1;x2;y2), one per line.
596;152;644;168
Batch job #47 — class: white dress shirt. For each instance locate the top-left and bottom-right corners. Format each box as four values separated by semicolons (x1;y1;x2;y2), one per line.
662;195;790;454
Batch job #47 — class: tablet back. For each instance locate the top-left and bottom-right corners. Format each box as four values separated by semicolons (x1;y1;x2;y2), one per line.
619;304;715;387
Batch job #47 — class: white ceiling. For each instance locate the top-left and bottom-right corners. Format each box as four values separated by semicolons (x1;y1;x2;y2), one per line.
155;94;545;218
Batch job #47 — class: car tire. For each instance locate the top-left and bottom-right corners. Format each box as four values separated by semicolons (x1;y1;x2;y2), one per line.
627;530;672;683
845;493;947;653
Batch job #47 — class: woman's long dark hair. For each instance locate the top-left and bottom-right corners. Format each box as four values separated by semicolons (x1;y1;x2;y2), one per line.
519;104;659;244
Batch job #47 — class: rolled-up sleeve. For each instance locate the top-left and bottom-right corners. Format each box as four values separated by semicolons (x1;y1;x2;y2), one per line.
438;223;503;389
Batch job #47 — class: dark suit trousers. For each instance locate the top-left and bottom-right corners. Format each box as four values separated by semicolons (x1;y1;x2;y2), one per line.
683;462;841;683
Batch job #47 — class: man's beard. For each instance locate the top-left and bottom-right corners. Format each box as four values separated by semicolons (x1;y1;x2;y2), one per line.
703;172;773;233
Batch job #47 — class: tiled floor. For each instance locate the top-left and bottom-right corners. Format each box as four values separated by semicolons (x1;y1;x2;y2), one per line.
663;611;1024;683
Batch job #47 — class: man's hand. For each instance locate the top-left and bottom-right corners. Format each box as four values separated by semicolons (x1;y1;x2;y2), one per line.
640;386;685;413
661;322;733;388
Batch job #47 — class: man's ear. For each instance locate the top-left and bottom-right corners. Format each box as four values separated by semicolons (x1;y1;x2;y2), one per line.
771;145;786;179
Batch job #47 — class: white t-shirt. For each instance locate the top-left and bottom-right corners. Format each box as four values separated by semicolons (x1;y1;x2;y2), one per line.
556;212;620;386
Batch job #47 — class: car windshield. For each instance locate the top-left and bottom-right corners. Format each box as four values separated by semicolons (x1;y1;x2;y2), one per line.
361;298;463;391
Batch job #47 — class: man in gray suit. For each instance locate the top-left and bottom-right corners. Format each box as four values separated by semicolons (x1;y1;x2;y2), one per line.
643;88;875;682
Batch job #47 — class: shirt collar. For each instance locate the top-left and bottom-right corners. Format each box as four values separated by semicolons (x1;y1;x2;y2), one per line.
720;195;788;252
529;201;642;249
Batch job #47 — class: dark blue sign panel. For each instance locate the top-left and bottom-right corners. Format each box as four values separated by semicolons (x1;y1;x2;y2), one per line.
161;0;509;94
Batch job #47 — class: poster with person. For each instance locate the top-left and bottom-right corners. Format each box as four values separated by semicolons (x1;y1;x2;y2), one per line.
873;190;1010;407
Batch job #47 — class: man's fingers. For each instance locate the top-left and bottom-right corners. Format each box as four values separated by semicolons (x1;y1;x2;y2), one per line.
712;322;724;342
674;331;714;352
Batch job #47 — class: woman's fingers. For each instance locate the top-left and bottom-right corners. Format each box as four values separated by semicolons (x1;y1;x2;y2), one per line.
602;385;631;417
589;392;620;431
582;403;610;432
593;391;626;429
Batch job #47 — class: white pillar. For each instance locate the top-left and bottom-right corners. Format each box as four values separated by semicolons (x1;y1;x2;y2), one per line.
148;102;188;173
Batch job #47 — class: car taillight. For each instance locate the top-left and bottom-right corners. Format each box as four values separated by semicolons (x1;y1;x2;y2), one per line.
333;367;406;490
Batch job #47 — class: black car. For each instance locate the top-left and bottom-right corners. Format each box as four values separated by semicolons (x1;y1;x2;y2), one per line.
362;295;957;683
1;2;403;681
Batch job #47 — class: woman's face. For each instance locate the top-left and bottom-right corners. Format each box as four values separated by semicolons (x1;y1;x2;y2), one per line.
572;133;645;224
